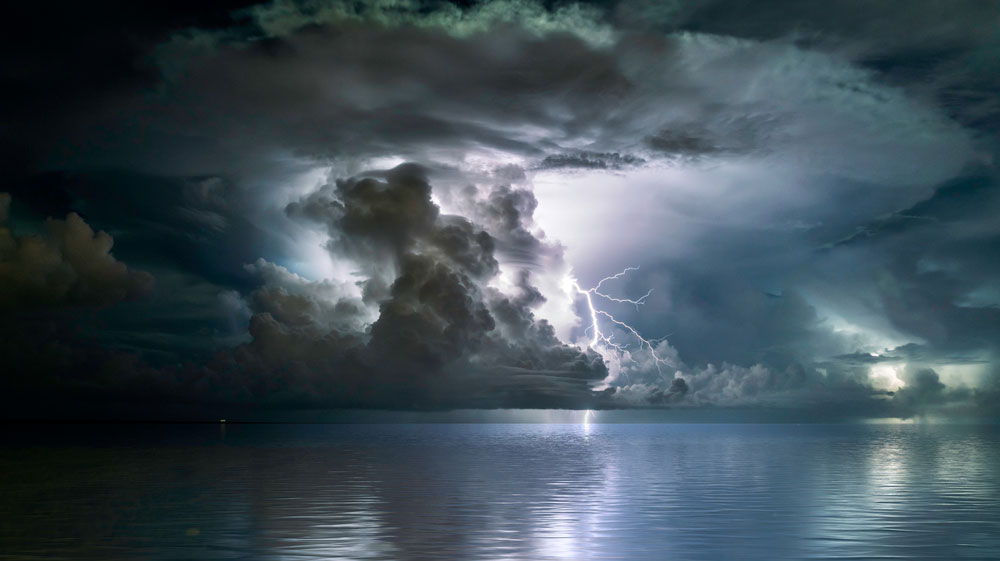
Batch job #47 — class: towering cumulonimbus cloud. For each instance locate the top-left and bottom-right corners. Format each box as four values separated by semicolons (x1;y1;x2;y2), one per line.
209;163;608;409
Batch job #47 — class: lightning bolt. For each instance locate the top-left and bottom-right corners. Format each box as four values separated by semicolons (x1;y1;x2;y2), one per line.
569;267;672;380
591;267;652;310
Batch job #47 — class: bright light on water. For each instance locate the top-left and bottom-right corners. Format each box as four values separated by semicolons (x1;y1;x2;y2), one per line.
3;424;999;560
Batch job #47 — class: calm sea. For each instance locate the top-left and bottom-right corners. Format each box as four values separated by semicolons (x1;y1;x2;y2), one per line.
2;423;999;560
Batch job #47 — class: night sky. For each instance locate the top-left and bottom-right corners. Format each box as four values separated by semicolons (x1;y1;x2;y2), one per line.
3;0;998;421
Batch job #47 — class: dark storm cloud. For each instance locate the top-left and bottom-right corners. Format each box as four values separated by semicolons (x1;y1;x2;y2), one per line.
197;164;608;409
2;0;999;419
538;152;646;170
467;184;559;269
11;0;994;174
0;169;282;365
0;166;608;415
104;22;625;171
4;171;275;290
0;194;153;309
45;0;917;173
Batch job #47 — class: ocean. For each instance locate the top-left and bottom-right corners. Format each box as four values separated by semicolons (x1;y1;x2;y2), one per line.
2;423;999;560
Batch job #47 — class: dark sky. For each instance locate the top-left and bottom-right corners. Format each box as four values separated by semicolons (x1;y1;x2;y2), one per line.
2;0;998;421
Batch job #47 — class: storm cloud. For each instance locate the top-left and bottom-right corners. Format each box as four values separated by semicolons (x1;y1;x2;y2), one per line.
2;0;998;420
0;194;153;310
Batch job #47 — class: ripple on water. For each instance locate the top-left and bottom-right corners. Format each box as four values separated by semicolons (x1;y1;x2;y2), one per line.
2;423;999;560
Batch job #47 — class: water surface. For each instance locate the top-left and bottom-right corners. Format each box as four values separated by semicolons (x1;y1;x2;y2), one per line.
2;423;999;560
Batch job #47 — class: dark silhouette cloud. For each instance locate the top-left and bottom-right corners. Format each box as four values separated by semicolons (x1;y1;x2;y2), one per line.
538;152;646;170
0;194;153;310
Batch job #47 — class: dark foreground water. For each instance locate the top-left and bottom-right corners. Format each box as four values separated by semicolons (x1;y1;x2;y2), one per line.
2;423;999;560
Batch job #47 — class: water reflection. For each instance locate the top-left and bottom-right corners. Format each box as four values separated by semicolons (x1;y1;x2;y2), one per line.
2;424;999;560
